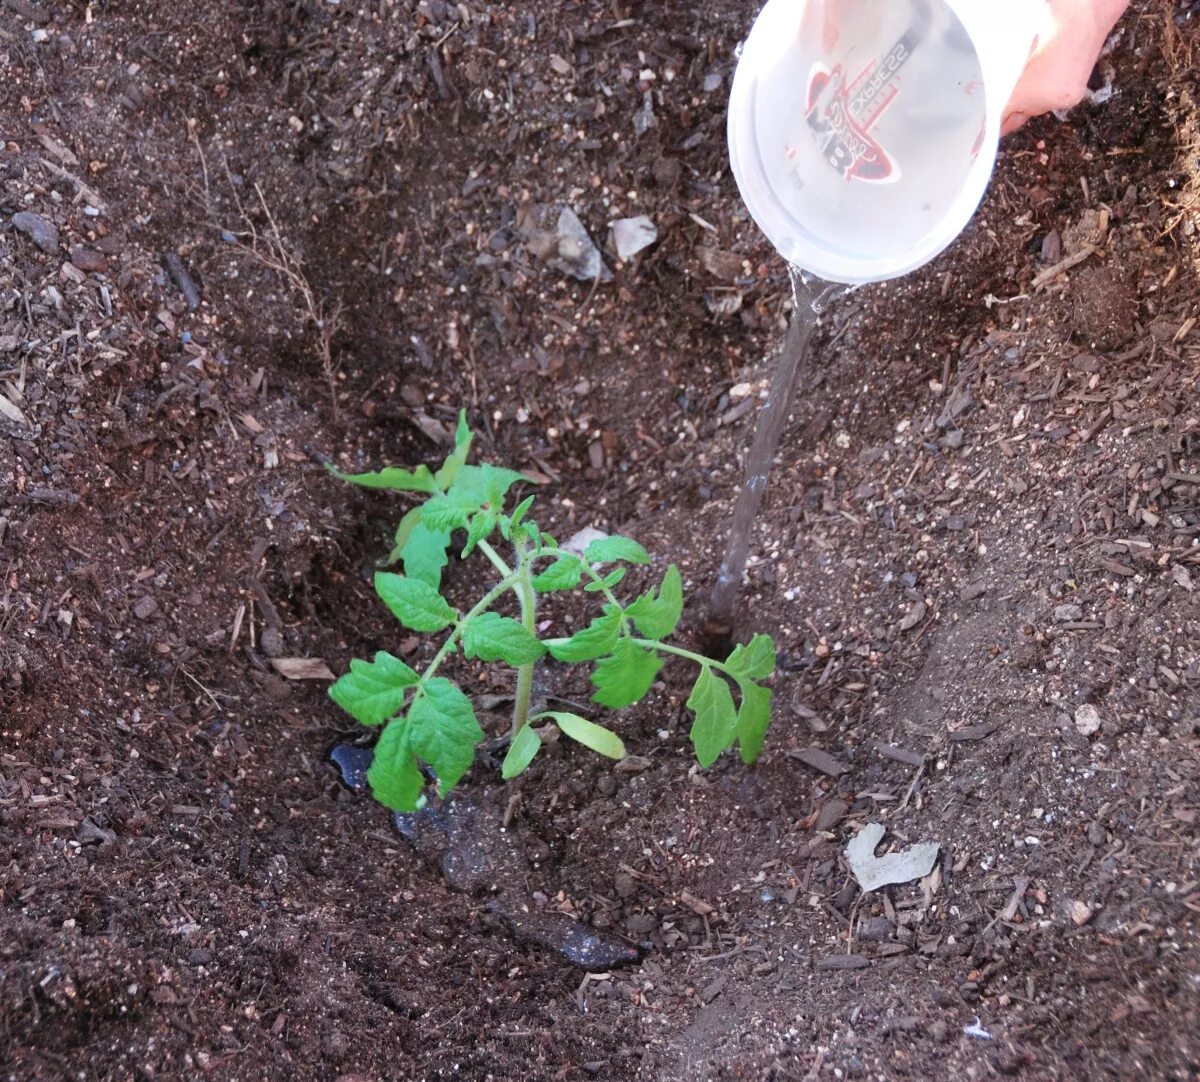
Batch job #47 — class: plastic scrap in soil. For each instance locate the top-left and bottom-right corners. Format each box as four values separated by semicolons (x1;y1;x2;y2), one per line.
329;745;640;970
562;526;608;558
550;207;611;283
963;1017;994;1041
845;822;939;894
610;216;658;261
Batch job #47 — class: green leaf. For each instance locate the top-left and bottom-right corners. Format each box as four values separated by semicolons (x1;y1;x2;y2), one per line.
435;411;473;490
687;666;738;768
501;724;542;780
329;651;420;727
536;711;625;760
626;565;684;640
407;678;484;795
724;634;777;681
734;681;773;765
584;567;627;593
422;488;484;532
329;463;439;494
462;509;498;557
374;572;457;633
532;555;584;593
591;639;663;709
388;506;425;565
367;720;426;812
463;612;546;666
506;495;536;539
584;535;650;566
545;606;622;662
400;522;452;588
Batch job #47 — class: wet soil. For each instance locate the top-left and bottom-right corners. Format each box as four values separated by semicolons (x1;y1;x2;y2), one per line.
1;1;1199;1079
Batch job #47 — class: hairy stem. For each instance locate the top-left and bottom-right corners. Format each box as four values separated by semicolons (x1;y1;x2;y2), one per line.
421;574;516;687
478;538;514;577
510;557;538;739
633;638;730;674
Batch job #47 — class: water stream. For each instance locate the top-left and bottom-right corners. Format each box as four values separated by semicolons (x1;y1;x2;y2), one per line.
708;266;843;638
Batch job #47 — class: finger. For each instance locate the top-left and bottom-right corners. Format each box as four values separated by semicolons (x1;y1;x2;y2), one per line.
1002;111;1030;136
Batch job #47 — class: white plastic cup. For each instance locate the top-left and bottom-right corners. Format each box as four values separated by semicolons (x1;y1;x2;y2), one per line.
728;0;1044;284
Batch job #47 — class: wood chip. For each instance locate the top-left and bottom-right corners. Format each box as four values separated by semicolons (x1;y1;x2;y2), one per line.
1099;559;1136;577
1032;243;1099;290
679;890;714;917
816;954;870;971
948;719;1001;742
271;657;336;681
871;741;926;768
788;747;849;777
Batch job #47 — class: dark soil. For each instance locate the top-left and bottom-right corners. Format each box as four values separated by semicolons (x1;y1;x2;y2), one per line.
2;1;1199;1079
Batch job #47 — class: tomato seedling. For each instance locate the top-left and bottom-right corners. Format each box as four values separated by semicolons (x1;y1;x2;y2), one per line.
329;415;777;811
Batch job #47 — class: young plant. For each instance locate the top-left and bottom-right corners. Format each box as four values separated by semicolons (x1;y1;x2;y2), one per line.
328;414;777;812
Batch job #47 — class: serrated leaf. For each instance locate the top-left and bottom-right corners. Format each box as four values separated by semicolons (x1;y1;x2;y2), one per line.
422;488;484;532
400;521;452;588
532;555;584;593
591;639;663;709
584;567;627;593
462;509;498;557
329;463;439;494
375;572;457;632
501;724;542;780
509;495;536;535
627;565;684;640
584;535;650;566
545;606;622;662
688;667;738;768
463;612;546;666
536;711;625;760
388;506;425;565
407;678;484;795
367;720;426;811
734;681;773;765
328;651;420;727
435;411;473;490
725;634;777;681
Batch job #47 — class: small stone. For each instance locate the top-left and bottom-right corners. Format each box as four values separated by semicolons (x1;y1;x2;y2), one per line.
1054;603;1084;623
941;428;965;450
1074;703;1102;737
187;949;213;965
133;596;159;620
12;211;60;254
613;873;637;899
928;1020;950;1043
1070;900;1095;926
960;581;988;602
259;627;284;658
1086;820;1106;846
70;246;107;272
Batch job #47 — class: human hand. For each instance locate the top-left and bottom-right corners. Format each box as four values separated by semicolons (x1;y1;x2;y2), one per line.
1003;0;1131;134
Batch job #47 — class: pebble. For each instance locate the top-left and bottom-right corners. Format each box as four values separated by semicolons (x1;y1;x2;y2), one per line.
1054;603;1084;623
928;1020;950;1043
70;246;107;273
12;211;60;254
132;596;159;620
1075;703;1102;737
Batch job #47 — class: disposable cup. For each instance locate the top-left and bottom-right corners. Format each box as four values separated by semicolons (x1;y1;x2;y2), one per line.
728;0;1044;284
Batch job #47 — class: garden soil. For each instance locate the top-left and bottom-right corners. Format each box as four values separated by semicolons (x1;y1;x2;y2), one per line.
2;1;1199;1079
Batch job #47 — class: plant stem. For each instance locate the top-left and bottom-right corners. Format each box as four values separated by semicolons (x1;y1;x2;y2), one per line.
421;574;516;686
478;539;514;577
510;549;538;740
633;638;730;674
537;545;632;634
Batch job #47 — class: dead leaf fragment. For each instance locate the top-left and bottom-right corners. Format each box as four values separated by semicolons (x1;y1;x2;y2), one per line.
271;658;336;681
846;823;939;893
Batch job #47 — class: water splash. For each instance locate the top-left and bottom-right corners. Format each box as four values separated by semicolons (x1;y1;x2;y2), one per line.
708;266;845;637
